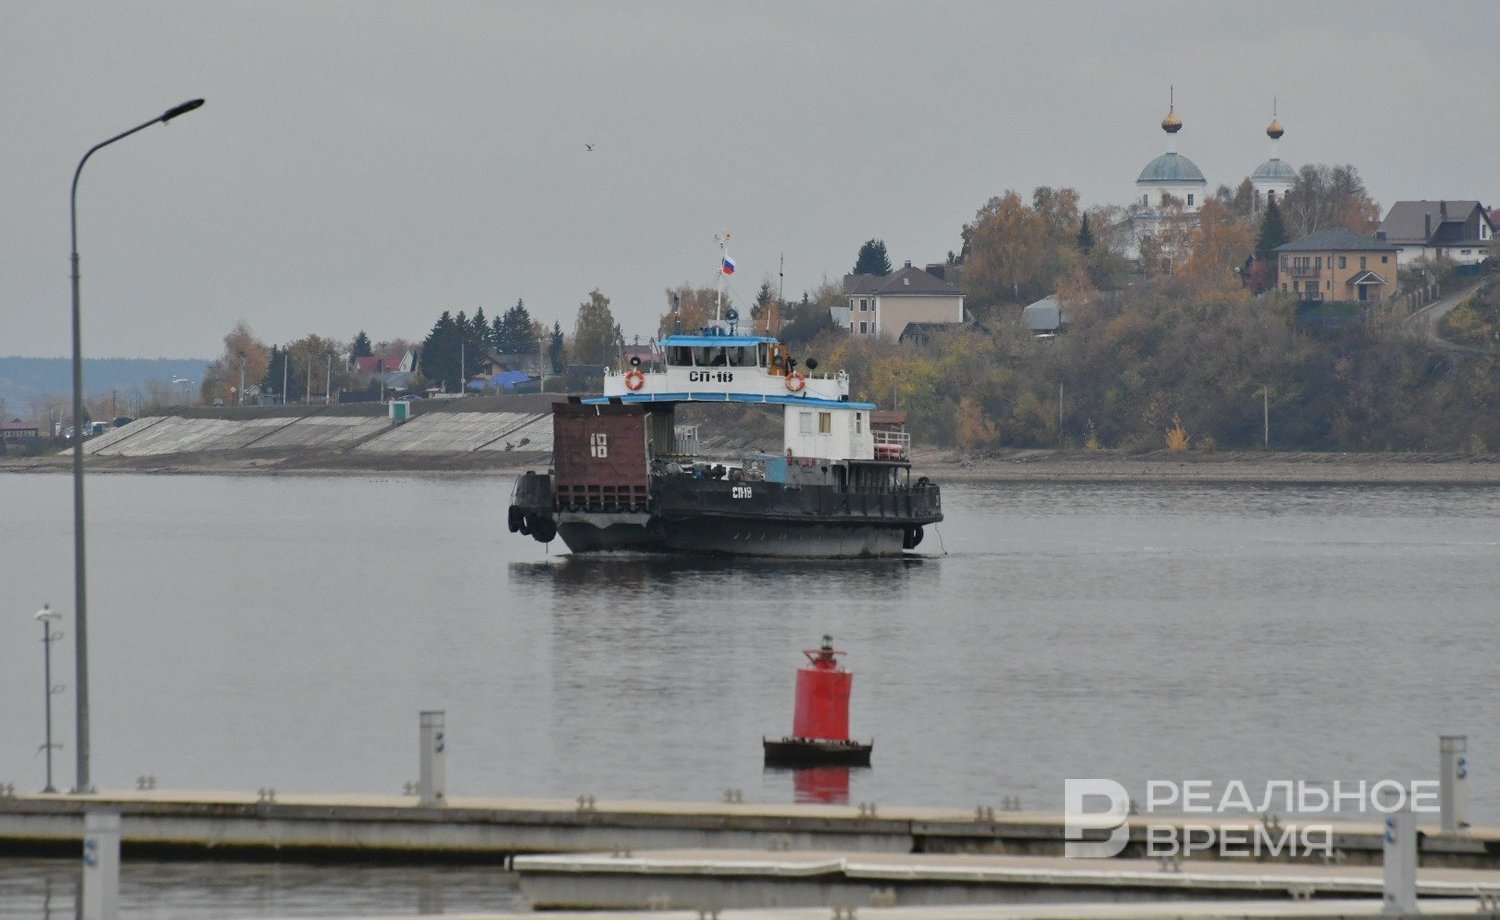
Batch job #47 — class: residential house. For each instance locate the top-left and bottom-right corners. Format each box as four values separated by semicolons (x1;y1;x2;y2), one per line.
1379;200;1494;266
841;261;964;341
621;344;663;369
1274;229;1399;304
1;418;41;441
352;351;416;391
1022;294;1066;335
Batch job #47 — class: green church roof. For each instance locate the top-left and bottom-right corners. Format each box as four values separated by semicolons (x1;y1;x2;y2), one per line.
1137;152;1206;184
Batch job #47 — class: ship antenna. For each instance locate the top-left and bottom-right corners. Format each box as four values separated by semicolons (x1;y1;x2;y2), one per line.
777;253;785;335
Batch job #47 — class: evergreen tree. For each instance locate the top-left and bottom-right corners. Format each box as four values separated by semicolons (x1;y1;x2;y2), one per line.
1076;214;1095;253
471;307;488;351
751;280;777;332
547;321;565;373
1255;196;1290;260
351;331;373;358
852;239;892;276
494;299;538;353
419;311;461;391
571;289;624;365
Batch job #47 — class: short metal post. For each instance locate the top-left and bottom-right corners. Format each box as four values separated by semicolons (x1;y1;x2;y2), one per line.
418;711;446;807
1440;735;1469;834
1382;786;1416;915
82;810;120;920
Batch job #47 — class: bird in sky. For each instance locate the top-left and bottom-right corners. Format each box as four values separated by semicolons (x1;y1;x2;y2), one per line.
585;144;594;151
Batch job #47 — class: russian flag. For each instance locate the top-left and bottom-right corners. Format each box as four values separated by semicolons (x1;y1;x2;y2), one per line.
721;255;736;275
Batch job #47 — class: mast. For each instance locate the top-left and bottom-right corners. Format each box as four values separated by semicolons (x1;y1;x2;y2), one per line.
714;231;732;323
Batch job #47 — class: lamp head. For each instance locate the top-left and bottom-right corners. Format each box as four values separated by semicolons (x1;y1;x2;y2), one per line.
161;99;205;124
35;604;60;622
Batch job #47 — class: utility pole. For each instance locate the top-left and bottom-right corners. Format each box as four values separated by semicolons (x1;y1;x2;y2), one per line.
238;351;246;406
1058;382;1065;447
1263;385;1269;447
325;353;333;406
305;356;312;406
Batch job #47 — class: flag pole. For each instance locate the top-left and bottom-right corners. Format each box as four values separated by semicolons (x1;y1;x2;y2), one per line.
715;232;727;323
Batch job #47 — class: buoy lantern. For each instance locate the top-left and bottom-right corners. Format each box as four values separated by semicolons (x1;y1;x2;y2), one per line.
764;635;873;767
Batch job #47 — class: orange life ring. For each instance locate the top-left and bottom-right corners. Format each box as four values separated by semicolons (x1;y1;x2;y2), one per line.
785;371;806;393
624;369;646;391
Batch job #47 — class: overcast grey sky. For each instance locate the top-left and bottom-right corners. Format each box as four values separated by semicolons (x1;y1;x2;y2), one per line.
4;1;1496;359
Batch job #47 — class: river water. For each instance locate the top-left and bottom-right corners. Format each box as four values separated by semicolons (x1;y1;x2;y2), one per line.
1;472;1497;917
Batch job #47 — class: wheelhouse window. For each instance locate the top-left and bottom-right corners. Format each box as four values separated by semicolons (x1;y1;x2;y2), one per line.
818;412;832;434
667;346;693;366
799;412;812;435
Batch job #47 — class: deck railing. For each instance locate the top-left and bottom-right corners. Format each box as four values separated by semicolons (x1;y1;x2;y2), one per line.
873;429;911;460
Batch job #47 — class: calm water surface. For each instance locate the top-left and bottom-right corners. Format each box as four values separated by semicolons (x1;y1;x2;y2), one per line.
1;472;1497;916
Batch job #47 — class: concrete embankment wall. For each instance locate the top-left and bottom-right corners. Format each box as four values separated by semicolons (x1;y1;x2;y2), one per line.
83;395;562;466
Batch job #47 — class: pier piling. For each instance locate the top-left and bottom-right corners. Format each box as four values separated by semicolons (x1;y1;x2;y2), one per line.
1440;735;1469;834
419;711;446;807
81;809;120;920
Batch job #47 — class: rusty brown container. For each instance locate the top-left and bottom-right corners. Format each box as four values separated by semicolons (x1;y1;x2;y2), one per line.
552;401;650;511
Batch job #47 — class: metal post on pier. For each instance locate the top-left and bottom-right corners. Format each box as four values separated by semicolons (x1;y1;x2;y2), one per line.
419;711;446;807
81;809;120;920
1381;785;1416;915
1440;735;1469;834
35;605;63;792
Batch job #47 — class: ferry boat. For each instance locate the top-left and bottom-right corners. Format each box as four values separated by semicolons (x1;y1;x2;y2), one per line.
507;323;942;558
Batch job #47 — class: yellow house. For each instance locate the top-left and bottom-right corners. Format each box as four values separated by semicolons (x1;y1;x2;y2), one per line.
1273;228;1399;304
841;261;964;341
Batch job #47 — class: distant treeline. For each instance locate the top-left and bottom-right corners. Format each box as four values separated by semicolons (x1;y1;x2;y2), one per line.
0;356;209;414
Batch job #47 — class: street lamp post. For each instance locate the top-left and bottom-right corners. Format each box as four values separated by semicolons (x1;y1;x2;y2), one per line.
238;351;246;407
69;98;204;794
325;352;333;406
34;605;63;793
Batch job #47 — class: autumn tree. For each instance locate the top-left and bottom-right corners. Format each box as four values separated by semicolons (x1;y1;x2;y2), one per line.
572;289;624;365
200;322;271;405
1178;199;1255;292
955;396;999;454
656;285;719;339
269;334;354;403
852;239;892;276
1281;164;1381;237
964;190;1045;306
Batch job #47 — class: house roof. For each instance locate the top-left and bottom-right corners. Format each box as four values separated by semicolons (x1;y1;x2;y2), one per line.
1275;228;1397;253
1380;200;1485;243
1137;152;1206;184
845;263;962;297
353;355;403;374
1346;270;1386;285
1;418;39;431
1022;295;1065;332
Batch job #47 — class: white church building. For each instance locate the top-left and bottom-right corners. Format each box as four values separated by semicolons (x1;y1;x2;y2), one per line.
1124;96;1298;266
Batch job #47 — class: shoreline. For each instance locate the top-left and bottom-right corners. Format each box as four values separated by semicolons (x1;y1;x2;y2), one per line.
4;448;1500;485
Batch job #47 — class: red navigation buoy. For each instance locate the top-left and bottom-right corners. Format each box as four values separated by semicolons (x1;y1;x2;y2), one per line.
763;635;873;767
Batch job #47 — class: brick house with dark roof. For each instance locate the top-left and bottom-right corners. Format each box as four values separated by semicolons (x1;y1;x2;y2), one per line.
1274;229;1399;304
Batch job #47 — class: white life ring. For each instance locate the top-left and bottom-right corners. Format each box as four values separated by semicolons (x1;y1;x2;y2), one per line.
785;371;806;393
624;369;646;391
